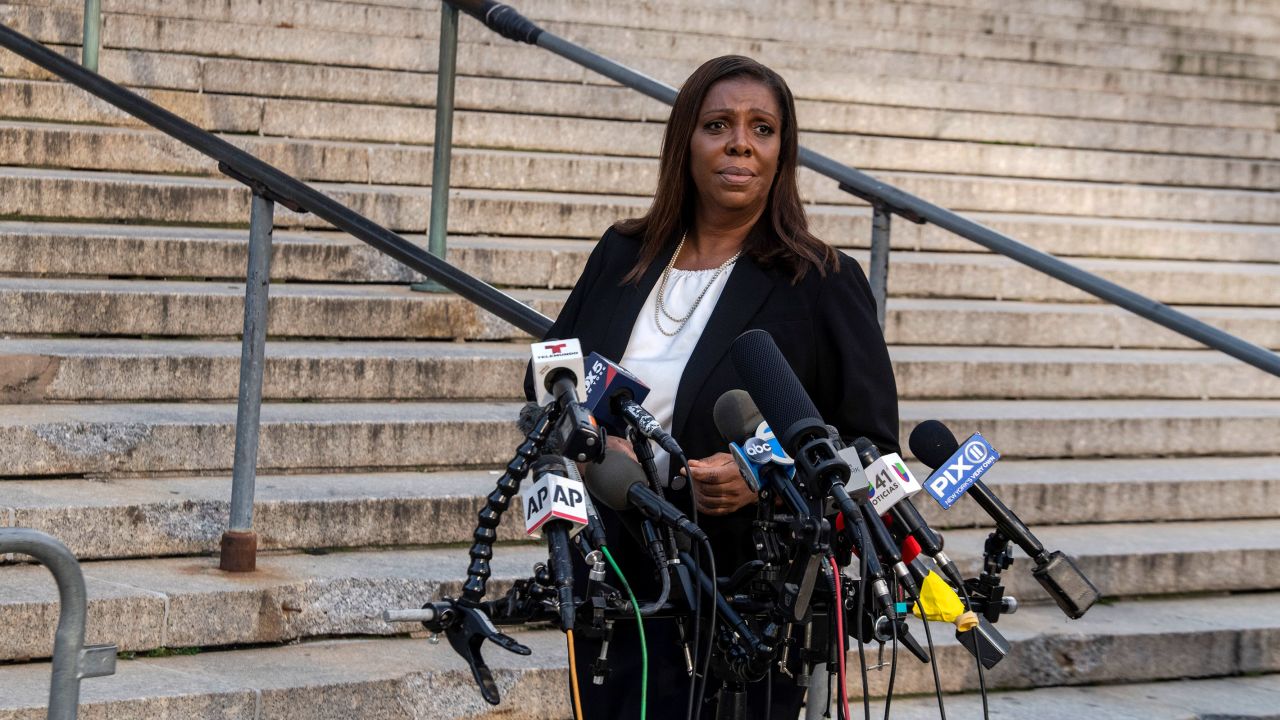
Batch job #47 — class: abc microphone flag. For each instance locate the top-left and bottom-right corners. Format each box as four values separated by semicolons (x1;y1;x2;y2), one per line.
521;465;589;538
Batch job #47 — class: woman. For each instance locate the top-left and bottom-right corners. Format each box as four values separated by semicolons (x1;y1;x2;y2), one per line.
528;55;899;719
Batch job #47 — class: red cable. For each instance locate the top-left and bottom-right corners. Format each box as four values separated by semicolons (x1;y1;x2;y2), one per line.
830;556;852;720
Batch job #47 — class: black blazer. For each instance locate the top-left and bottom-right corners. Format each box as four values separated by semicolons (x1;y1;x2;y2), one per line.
525;226;900;579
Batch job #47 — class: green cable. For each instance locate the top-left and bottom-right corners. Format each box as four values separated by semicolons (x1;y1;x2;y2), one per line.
600;545;647;720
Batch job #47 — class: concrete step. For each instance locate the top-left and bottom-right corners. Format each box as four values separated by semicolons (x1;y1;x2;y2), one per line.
0;471;525;559
6;339;1279;404
6;277;1280;350
3;167;1279;245
2;592;1279;712
0;521;1276;660
632;0;1280;55
897;399;1280;459
10;50;1279;160
17;0;1279;59
7;118;1280;194
4;220;1277;307
0;401;524;478
0;277;562;340
4;209;1277;276
0;545;549;661
945;519;1280;604
0;633;565;718
0;399;1277;478
4;459;1277;560
4;26;1277;134
870;455;1280;528
0;339;529;403
15;115;1280;200
888;674;1280;719
16;0;1280;95
5;277;1280;350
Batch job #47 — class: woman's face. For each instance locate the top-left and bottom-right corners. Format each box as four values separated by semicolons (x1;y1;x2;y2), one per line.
688;76;782;218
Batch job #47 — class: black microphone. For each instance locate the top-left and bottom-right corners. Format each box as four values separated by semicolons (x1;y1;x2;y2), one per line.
730;329;896;616
527;456;586;630
852;437;966;590
909;420;1100;620
582;451;708;543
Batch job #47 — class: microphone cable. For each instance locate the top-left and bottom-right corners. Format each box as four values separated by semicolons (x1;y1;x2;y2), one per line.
692;538;718;720
601;545;648;720
853;539;871;720
565;628;585;720
882;577;899;720
682;455;701;720
913;592;946;720
828;556;852;720
956;584;990;720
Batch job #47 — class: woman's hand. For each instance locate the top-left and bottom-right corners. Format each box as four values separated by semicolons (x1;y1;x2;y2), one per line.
683;452;757;516
606;434;638;463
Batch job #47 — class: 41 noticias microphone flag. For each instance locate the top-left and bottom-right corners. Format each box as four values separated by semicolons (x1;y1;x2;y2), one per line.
922;432;1000;509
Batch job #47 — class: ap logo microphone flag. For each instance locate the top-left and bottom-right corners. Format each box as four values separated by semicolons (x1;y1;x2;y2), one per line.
922;433;1000;509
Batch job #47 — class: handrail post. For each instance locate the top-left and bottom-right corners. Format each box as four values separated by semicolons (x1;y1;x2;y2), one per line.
413;1;460;293
0;528;117;720
80;0;100;72
220;192;275;572
868;203;891;331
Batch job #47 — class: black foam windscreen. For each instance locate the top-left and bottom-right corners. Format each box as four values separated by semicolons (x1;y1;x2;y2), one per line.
730;329;823;451
517;401;564;455
712;389;763;445
908;419;960;469
580;451;647;512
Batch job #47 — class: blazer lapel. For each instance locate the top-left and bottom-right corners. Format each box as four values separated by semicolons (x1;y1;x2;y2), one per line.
598;241;677;361
671;254;775;438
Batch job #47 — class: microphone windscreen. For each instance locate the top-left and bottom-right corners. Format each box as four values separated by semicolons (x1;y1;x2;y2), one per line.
581;450;647;512
712;389;762;445
908;420;961;470
730;329;822;449
517;402;564;456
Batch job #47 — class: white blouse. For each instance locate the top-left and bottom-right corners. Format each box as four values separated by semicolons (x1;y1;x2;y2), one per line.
620;262;738;485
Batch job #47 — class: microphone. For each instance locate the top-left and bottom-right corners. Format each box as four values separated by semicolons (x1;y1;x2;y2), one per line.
582;352;685;460
582;451;708;543
730;329;897;615
909;420;1101;620
529;339;603;462
713;389;807;510
523;456;589;630
852;437;966;590
530;338;586;406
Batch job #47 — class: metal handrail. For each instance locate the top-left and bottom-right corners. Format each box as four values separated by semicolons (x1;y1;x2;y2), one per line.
80;0;99;71
0;22;551;339
443;0;1280;380
0;529;117;720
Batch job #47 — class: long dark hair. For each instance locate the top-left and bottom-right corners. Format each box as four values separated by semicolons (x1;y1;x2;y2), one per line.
617;55;838;284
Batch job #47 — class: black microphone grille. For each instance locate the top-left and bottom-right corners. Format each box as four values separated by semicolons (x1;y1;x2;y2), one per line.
730;330;822;449
908;420;960;470
713;389;763;445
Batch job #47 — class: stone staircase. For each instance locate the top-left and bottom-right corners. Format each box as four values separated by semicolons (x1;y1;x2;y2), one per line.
1;0;1278;717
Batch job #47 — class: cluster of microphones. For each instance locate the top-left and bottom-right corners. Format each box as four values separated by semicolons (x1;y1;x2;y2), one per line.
386;329;1101;717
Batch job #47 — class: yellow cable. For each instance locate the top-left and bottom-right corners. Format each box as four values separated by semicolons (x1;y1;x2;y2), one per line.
566;628;585;720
